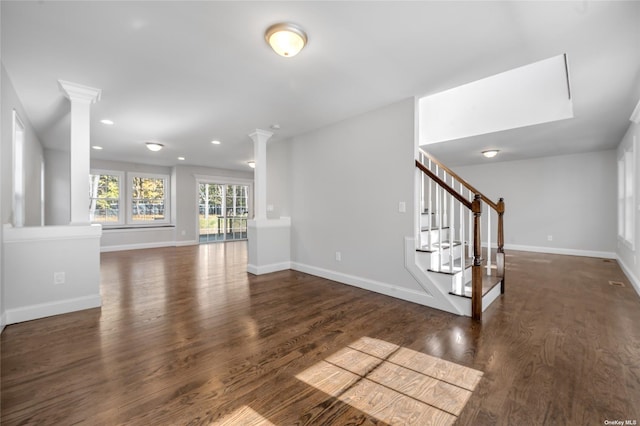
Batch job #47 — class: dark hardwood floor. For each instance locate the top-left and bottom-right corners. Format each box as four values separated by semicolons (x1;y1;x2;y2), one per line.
2;242;639;425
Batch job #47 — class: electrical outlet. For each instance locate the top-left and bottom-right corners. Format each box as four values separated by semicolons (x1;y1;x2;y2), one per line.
267;204;274;212
335;251;342;262
54;272;65;285
398;201;406;213
547;235;553;241
181;230;186;236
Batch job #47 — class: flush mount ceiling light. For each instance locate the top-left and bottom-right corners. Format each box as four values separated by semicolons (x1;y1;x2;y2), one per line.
177;156;185;161
211;140;221;145
100;119;114;125
247;161;256;169
265;23;307;57
92;145;103;150
146;142;164;152
482;150;499;158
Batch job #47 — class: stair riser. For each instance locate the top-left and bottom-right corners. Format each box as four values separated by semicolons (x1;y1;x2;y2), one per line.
420;228;450;245
421;216;449;229
427;245;463;269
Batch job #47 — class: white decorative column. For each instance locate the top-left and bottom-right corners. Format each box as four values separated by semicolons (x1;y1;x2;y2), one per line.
58;80;101;225
248;129;273;222
247;129;291;275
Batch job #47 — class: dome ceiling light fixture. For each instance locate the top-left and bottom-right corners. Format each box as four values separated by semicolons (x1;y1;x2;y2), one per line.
146;142;164;152
482;150;499;158
247;161;256;169
265;23;307;57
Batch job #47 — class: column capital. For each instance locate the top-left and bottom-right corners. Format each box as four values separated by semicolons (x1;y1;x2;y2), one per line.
58;80;102;104
248;129;274;143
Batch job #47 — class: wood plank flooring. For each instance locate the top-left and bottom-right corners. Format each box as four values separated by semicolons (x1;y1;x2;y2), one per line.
2;243;640;425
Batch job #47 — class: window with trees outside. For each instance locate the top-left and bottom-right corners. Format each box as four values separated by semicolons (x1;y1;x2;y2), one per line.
131;174;168;223
89;170;169;226
89;171;124;224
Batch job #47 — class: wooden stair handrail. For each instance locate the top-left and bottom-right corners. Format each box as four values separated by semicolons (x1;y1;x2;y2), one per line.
415;160;472;210
419;148;499;212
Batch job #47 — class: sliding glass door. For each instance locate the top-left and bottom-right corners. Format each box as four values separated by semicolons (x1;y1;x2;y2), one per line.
199;183;249;243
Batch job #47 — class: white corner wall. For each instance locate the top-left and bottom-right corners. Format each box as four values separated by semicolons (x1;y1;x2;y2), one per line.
1;64;44;226
286;98;428;303
453;150;617;258
2;61;46;329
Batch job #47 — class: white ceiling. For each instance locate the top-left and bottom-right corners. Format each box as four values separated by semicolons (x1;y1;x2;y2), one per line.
2;1;639;170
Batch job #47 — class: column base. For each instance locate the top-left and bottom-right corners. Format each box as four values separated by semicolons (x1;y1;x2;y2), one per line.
247;217;291;275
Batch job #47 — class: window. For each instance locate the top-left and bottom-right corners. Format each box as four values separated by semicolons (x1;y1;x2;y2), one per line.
12;110;25;227
89;170;169;226
618;140;635;249
130;174;169;224
89;171;124;224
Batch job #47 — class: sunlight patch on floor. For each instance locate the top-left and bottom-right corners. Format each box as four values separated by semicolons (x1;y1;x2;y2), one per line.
212;405;276;425
296;336;483;425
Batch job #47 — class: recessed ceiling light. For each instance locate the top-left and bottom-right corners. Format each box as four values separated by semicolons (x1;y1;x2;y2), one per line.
211;140;221;145
265;23;307;57
482;150;499;158
100;119;114;125
177;156;185;161
247;161;256;168
92;145;103;150
146;142;164;152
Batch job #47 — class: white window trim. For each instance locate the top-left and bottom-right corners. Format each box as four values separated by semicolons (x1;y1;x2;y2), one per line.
12;110;25;227
618;139;635;250
90;169;125;226
128;172;171;225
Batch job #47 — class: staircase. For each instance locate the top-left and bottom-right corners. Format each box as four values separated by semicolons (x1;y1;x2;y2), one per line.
406;148;505;320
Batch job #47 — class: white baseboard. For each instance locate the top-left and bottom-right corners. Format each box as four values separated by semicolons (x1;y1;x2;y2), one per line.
291;262;431;306
247;262;291;275
0;311;6;334
101;241;179;252
174;240;199;247
5;294;102;325
615;256;640;297
504;244;616;259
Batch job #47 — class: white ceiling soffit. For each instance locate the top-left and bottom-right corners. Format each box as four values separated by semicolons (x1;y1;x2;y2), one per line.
1;1;639;169
419;54;574;146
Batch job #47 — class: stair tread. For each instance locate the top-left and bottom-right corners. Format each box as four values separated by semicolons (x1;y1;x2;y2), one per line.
421;226;450;231
449;274;502;299
426;257;473;274
417;242;463;253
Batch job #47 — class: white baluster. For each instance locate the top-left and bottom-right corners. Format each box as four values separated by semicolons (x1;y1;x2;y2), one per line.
449;175;454;272
460;182;465;293
486;205;492;276
438;185;443;271
427;159;432;249
442;171;448;227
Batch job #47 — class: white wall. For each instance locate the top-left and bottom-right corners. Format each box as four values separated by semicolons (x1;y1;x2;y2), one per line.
266;138;291;219
616;118;640;295
286;98;425;297
44;148;70;225
453;150;617;257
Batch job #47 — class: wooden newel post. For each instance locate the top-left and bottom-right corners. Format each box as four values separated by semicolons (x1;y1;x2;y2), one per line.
472;194;483;321
497;197;506;294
